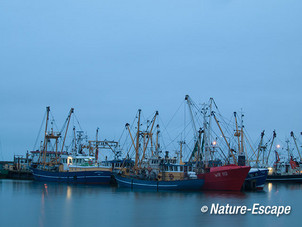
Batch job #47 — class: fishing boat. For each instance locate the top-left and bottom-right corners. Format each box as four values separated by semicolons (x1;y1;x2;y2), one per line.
241;130;272;190
114;155;204;191
267;136;302;182
31;155;112;184
245;167;269;190
267;155;302;182
185;96;251;191
197;164;251;191
114;174;204;191
114;110;204;191
30;107;112;184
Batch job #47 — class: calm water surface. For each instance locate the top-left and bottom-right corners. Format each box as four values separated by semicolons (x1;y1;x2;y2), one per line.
0;180;301;227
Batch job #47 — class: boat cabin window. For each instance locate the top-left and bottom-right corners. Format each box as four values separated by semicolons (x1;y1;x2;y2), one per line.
180;166;184;171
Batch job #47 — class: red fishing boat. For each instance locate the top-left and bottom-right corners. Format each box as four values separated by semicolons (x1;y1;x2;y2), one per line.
184;96;251;191
197;164;251;191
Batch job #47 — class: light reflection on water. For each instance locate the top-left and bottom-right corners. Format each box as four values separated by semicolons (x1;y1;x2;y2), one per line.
0;180;301;227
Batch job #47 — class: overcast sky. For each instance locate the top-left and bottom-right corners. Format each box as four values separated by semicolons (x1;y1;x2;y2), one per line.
0;0;301;161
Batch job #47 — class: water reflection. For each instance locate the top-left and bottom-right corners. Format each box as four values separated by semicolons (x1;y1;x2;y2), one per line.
1;180;302;226
66;185;72;200
268;182;273;192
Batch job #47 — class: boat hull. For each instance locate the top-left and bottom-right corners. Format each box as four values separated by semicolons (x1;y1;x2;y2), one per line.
267;174;302;182
114;174;204;191
31;168;111;184
197;165;251;191
245;168;268;190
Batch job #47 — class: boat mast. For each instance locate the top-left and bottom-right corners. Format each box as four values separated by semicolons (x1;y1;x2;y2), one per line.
207;98;215;163
240;114;244;156
202;104;209;167
60;108;74;154
185;95;198;141
134;109;141;170
234;112;241;154
95;127;99;162
179;141;185;165
266;130;276;166
155;124;160;157
73;126;77;154
185;95;201;162
212;112;237;165
139;111;158;167
290;131;302;161
256;130;265;166
54;123;58;163
41;106;50;167
150;131;153;156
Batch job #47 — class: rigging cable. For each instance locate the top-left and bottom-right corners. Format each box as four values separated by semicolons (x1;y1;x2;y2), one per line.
33;110;47;151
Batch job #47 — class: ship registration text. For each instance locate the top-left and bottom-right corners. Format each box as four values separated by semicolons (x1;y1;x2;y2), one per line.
202;203;291;217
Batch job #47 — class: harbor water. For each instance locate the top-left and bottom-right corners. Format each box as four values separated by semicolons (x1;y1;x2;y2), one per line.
0;180;300;227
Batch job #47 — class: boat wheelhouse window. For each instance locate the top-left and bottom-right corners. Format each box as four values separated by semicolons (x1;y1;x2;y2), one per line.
174;166;178;171
169;166;173;171
180;166;184;171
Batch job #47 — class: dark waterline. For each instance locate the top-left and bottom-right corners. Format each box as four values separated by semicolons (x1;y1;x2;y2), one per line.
0;180;301;227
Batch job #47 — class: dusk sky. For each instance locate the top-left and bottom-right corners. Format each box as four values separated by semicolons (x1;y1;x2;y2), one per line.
0;0;301;161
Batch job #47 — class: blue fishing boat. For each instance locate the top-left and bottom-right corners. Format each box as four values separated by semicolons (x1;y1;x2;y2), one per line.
30;107;112;184
31;166;111;184
114;109;204;191
114;174;204;191
31;154;112;184
245;168;268;190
